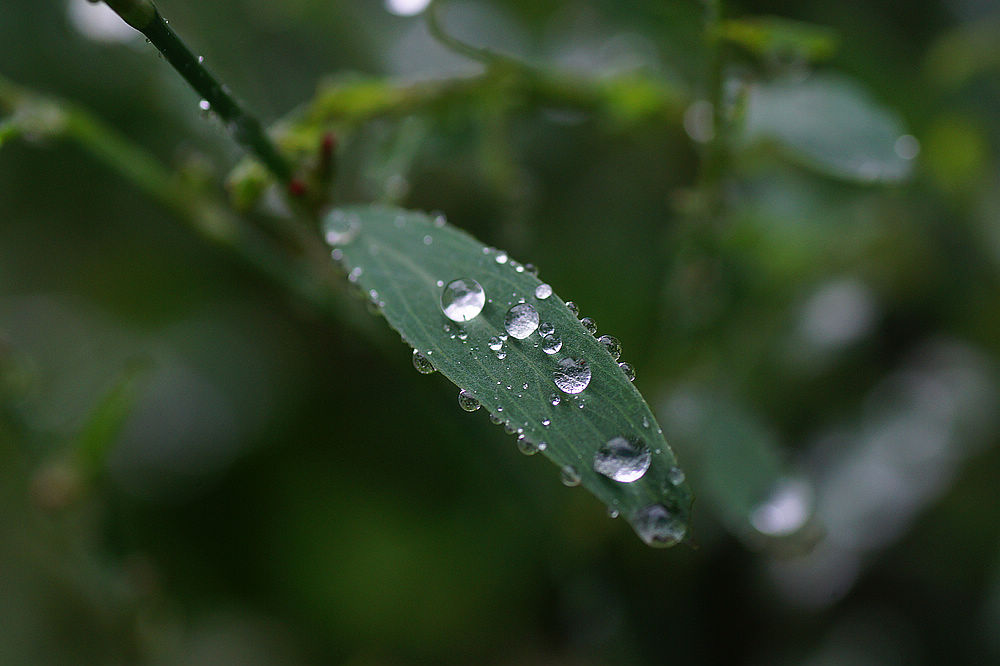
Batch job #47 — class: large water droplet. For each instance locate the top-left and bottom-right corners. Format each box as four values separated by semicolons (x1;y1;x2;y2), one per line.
504;303;539;339
541;334;562;354
323;210;361;246
535;283;552;299
553;357;591;394
618;362;635;382
441;278;486;322
593;437;651;483
581;317;598;335
412;349;435;374
457;389;480;412
632;504;686;547
597;335;621;360
560;465;581;486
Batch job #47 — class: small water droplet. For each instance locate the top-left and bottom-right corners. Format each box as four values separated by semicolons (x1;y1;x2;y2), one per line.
198;99;211;112
593;437;651;483
522;383;529;390
331;248;344;262
516;436;539;455
488;336;503;351
458;389;480;412
632;504;686;547
495;251;508;265
323;210;361;246
533;283;552;300
550;394;561;406
504;303;540;339
642;416;649;429
666;466;686;486
423;234;433;245
197;55;205;63
513;261;525;273
618;362;635;382
489;413;504;425
565;301;579;317
497;349;507;360
581;317;597;335
412;349;435;374
524;263;538;276
441;278;486;322
456;330;468;341
553;357;591;394
348;267;363;283
436;279;444;287
560;465;581;486
432;212;446;227
541;334;562;354
608;507;620;519
541;418;551;426
597;335;621;360
504;422;517;435
539;322;555;337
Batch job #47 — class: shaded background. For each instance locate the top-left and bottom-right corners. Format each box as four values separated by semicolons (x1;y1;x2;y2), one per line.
2;0;1000;663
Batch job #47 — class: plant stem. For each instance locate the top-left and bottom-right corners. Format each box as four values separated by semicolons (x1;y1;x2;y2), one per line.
103;0;293;182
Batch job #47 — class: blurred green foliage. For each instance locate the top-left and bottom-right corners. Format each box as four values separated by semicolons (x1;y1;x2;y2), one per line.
2;0;1000;664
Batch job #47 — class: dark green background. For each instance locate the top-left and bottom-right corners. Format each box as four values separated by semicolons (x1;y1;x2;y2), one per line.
2;0;999;664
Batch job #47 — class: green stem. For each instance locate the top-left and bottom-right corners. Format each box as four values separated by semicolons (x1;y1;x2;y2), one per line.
103;0;293;182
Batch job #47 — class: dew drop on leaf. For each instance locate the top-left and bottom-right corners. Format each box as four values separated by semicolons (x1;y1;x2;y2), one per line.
553;357;591;394
539;322;554;337
412;349;435;374
457;389;480;412
323;209;361;246
593;437;651;483
542;334;562;355
488;336;503;351
581;317;598;335
618;361;636;382
565;301;579;317
560;465;581;486
597;335;621;360
632;504;686;547
516;435;540;456
535;283;552;299
504;303;540;339
440;278;486;322
666;466;686;486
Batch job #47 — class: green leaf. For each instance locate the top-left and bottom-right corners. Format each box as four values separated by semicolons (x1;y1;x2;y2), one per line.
719;17;839;62
741;74;914;184
326;204;693;547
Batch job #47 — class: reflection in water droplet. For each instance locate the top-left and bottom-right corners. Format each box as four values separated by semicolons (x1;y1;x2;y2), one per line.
632;504;686;547
565;301;579;317
667;466;685;486
553;357;591;394
323;210;361;246
516;436;539;455
618;362;635;382
593;437;651;482
441;278;486;322
505;303;540;339
535;283;553;299
598;335;621;360
539;322;554;337
560;465;581;486
581;317;597;335
541;334;562;355
412;350;435;374
488;336;503;351
458;389;480;412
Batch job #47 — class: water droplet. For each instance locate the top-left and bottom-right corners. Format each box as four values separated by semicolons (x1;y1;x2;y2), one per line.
553;357;591;394
597;335;621;360
632;504;686;547
541;334;562;354
608;507;620;519
458;389;480;412
522;383;529;390
550;394;561;406
488;336;503;351
560;465;581;486
516;436;539;455
412;349;435;374
489;413;504;425
504;303;539;339
512;261;525;273
581;317;597;335
541;418;551;426
432;212;446;227
593;437;651;483
497;349;507;360
348;267;363;283
618;362;635;382
534;283;553;300
524;263;539;276
565;301;579;317
642;416;649;429
423;234;433;245
441;278;486;322
198;99;211;111
436;279;444;287
539;322;555;337
495;251;508;265
504;422;517;435
456;330;468;341
331;248;344;262
323;210;361;246
666;466;686;486
197;55;205;63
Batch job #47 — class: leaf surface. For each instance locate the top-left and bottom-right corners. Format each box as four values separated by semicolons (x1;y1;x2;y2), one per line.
327;204;693;547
